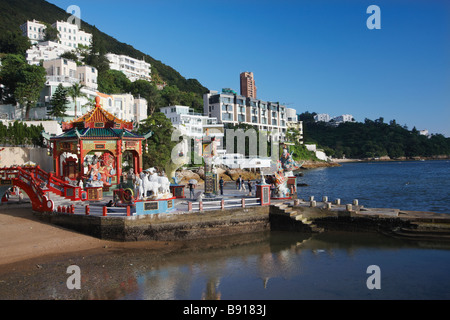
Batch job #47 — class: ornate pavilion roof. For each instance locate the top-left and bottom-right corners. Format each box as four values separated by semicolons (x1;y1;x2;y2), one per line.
61;96;133;132
51;96;153;141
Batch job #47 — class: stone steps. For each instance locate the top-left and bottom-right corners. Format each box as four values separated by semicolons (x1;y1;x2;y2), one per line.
272;202;323;233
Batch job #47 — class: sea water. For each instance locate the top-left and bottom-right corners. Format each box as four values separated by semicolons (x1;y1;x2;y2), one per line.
298;160;450;214
110;160;449;300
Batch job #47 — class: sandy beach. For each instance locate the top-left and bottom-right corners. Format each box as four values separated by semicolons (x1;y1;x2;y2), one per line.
0;204;180;273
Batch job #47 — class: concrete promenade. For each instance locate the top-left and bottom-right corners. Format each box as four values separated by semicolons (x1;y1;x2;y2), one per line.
2;180;450;242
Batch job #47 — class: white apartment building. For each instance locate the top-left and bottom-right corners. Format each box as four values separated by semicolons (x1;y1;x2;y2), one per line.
332;114;354;124
20;20;92;48
25;41;75;65
96;92;148;123
105;53;152;82
203;89;288;141
314;113;331;122
43;58;98;91
20;20;46;44
161;105;224;140
53;21;92;49
39;58;98;119
286;107;303;144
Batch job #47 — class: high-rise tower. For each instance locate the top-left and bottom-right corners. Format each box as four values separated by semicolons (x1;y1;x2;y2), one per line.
240;72;257;99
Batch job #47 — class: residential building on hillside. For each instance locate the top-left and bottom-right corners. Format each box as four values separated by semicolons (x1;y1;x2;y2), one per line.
43;58;98;91
314;113;331;122
240;71;257;99
20;20;46;44
286;107;303;144
203;89;288;142
332;114;355;124
20;20;92;48
105;53;152;82
25;41;75;65
161;105;225;156
53;20;92;49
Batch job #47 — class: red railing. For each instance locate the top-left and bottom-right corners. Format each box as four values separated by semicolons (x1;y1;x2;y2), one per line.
0;165;83;212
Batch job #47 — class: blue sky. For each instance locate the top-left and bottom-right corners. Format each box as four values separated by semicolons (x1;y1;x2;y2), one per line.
47;0;450;136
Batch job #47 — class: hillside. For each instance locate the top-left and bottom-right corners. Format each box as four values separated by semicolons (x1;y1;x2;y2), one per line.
0;0;208;96
300;115;450;159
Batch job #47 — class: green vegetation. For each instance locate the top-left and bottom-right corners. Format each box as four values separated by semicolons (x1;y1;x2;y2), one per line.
47;83;69;118
0;121;44;147
300;113;450;159
137;112;177;171
0;54;47;119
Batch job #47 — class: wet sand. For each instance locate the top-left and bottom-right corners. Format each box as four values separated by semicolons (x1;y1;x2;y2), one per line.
0;205;184;272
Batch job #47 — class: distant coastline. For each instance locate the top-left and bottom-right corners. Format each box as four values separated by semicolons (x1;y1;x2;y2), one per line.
331;155;450;164
300;155;450;169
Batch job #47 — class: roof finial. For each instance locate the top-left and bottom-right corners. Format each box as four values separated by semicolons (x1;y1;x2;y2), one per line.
95;96;101;108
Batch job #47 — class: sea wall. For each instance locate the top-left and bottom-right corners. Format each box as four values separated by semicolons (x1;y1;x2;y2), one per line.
33;204;450;242
34;206;271;242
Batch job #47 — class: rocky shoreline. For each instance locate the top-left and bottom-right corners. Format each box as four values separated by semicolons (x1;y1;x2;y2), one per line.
173;155;449;184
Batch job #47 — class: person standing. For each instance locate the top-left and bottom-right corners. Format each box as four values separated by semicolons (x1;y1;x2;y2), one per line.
219;177;224;195
240;176;246;191
247;179;252;196
188;182;196;199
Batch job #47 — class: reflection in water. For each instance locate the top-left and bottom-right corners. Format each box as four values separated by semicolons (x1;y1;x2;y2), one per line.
94;231;447;300
70;231;450;300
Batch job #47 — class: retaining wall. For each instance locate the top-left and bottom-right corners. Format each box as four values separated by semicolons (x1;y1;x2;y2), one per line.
34;206;271;242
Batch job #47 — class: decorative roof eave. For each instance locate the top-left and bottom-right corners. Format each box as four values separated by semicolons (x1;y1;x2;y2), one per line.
62;96;134;131
144;131;154;139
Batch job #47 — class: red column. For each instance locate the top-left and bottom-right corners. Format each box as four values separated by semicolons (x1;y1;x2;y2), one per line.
116;140;122;183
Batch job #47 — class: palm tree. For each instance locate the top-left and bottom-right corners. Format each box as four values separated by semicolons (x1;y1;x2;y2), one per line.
68;83;86;118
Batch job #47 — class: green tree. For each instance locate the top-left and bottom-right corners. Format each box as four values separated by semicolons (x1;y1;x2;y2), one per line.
43;23;59;42
98;69;130;94
137;112;176;171
48;84;69;118
15;64;47;120
0;31;31;56
0;54;25;104
68;83;86;118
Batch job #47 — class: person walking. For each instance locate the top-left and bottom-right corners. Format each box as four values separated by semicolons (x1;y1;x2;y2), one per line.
219;177;224;195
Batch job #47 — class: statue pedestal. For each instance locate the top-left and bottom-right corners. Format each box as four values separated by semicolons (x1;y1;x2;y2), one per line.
287;176;297;199
170;184;185;199
256;184;271;206
134;197;176;215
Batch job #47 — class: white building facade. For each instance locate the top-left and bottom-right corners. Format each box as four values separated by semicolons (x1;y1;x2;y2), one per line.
19;20;46;44
25;41;75;66
161;105;225;158
105;53;152;82
43;58;98;91
20;20;92;49
286;107;303;144
203;89;288;142
314;113;331;122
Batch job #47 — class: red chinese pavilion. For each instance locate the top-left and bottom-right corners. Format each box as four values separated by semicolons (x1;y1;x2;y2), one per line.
50;96;151;188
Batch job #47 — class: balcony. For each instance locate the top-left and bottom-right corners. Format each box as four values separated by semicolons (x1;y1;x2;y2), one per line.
46;75;79;85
